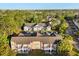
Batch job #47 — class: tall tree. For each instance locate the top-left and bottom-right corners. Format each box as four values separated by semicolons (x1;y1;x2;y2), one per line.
56;35;74;56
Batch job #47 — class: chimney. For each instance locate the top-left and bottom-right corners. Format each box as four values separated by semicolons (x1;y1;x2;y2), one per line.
37;32;41;37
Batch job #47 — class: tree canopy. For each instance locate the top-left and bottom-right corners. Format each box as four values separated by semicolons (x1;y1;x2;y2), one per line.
56;35;74;56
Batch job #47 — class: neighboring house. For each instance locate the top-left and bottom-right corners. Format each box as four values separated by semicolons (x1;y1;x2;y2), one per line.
23;22;52;32
11;32;62;54
23;23;36;31
47;15;52;21
24;26;31;31
33;23;46;31
46;25;52;31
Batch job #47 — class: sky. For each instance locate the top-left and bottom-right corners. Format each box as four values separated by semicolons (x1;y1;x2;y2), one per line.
0;3;79;9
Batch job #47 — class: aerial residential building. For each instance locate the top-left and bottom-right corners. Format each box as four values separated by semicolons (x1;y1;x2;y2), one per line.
23;23;36;31
33;23;46;31
47;15;52;21
11;32;62;54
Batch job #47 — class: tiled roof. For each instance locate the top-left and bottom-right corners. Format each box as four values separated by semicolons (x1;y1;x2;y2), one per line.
11;35;62;44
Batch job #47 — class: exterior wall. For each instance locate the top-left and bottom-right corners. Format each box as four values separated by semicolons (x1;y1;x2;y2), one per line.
24;26;32;31
11;41;17;50
11;42;16;50
11;35;62;53
23;44;28;48
43;44;53;51
24;26;29;31
11;41;44;52
33;26;43;31
29;41;43;49
15;44;30;53
44;44;49;48
11;41;57;54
